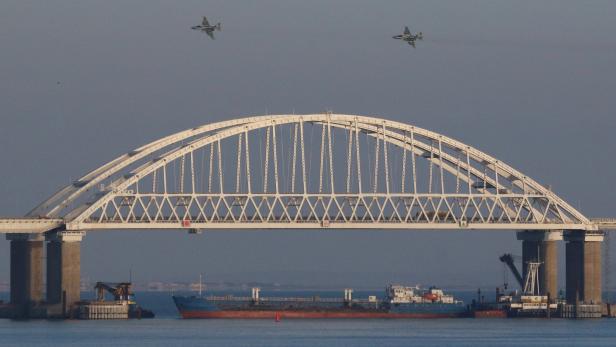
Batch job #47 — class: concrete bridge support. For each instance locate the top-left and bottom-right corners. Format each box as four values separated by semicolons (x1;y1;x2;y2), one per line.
46;231;84;317
517;231;561;298
565;231;603;304
7;234;44;317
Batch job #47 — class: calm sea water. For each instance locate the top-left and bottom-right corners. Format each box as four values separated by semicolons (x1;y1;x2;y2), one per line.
1;292;616;346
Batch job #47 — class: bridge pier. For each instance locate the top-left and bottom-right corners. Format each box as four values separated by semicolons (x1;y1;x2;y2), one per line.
46;231;84;318
565;231;603;304
6;234;44;317
517;231;560;298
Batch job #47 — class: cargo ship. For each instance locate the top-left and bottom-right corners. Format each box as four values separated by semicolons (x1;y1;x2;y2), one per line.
173;284;469;319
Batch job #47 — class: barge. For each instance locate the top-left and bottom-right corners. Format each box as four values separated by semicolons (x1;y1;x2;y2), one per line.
76;282;154;319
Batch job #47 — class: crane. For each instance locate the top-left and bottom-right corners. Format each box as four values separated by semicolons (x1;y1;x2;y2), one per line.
499;254;524;289
95;282;133;302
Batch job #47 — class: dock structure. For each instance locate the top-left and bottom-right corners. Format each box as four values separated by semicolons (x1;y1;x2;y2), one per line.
560;304;603;319
0;114;613;318
78;302;129;320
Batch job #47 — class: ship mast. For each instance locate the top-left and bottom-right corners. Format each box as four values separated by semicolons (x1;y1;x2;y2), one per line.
523;262;541;295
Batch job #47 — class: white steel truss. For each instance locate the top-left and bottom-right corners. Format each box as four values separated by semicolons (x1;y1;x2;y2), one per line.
18;114;593;232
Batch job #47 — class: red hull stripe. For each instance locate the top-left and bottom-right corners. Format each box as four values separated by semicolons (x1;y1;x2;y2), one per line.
179;310;465;319
473;310;508;318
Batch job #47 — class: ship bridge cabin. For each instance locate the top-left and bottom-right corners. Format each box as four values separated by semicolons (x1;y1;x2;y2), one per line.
386;285;458;304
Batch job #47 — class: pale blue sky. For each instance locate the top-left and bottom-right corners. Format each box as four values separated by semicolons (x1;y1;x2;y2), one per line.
1;0;615;289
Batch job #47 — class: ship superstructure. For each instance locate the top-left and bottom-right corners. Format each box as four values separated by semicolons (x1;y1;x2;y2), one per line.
386;285;459;304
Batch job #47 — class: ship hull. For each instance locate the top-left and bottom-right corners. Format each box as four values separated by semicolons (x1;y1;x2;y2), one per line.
179;310;465;319
173;296;469;319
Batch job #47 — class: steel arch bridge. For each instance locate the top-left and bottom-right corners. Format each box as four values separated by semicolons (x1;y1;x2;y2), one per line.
2;114;598;233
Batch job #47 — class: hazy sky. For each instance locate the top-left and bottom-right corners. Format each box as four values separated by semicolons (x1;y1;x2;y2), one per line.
1;0;615;290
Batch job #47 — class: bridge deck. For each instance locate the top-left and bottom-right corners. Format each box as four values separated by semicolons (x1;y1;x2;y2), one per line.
591;218;616;230
1;218;613;234
0;218;63;233
0;218;598;233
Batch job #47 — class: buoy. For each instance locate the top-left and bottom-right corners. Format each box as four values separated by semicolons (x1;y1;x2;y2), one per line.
275;312;281;322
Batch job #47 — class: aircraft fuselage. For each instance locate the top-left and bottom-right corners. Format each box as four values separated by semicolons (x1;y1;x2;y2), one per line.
393;35;419;41
192;26;217;31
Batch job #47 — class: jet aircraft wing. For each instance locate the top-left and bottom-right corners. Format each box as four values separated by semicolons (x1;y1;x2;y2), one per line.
202;16;210;26
404;26;411;35
205;29;215;40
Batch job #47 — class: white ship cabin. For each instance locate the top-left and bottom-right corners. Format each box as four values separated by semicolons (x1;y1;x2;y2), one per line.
509;295;557;311
386;285;458;304
428;288;456;304
386;285;423;303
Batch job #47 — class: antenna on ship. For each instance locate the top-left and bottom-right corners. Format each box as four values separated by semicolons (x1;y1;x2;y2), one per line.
199;273;203;297
523;262;542;295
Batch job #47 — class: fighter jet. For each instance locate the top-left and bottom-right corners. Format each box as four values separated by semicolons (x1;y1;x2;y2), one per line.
191;16;221;39
393;26;423;47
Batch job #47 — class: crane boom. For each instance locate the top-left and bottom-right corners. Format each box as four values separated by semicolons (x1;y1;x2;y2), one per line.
95;282;133;302
499;254;524;288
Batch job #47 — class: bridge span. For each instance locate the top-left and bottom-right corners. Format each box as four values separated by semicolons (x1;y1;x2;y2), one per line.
1;113;611;317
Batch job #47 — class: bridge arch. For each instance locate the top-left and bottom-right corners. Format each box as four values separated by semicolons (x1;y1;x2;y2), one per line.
27;114;591;231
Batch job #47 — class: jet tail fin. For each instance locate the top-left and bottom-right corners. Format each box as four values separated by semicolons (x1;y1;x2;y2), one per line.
216;23;221;31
